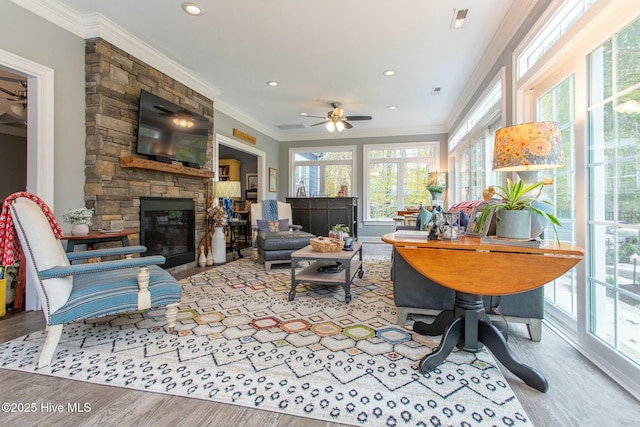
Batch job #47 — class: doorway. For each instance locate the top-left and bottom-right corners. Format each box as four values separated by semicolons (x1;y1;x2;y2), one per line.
0;49;55;311
216;133;266;202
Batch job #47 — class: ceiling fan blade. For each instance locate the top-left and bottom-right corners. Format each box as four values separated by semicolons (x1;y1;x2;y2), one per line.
0;87;18;97
310;121;327;127
0;76;26;84
343;121;353;129
153;105;175;114
344;115;372;121
303;115;328;119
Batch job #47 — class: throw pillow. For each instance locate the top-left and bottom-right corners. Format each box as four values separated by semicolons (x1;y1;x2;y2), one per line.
257;218;290;232
420;206;433;231
268;220;280;232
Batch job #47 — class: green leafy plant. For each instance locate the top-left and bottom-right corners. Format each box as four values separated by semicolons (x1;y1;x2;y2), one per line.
477;178;562;243
331;223;349;233
62;207;94;225
426;182;447;194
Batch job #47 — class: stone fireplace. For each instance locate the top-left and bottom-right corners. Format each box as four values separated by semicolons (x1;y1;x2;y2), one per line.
82;38;214;270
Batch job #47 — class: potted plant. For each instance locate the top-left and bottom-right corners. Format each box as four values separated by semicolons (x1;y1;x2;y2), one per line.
330;223;349;240
426;182;447;200
477;178;561;243
62;207;94;235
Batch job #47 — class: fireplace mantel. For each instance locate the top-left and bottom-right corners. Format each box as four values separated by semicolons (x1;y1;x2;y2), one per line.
120;157;215;179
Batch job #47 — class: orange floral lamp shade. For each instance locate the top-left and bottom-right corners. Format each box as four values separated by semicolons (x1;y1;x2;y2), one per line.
493;121;564;171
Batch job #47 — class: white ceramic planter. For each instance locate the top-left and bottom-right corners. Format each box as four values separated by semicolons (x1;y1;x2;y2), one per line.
71;223;89;235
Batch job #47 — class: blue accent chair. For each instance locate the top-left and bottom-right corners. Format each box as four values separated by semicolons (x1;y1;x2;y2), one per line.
9;197;182;367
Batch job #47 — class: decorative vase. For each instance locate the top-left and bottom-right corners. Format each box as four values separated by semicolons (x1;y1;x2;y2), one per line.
212;227;226;264
496;210;531;240
71;223;89;236
430;191;442;200
206;244;214;266
198;245;207;267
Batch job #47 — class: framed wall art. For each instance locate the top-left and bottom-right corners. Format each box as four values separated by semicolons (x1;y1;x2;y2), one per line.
268;168;277;192
246;173;258;190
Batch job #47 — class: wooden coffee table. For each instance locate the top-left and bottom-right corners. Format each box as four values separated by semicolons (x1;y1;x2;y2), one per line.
289;241;363;303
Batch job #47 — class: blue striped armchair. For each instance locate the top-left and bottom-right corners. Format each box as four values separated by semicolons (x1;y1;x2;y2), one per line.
7;195;182;367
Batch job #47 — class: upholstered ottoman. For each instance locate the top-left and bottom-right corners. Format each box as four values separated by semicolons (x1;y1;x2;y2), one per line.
256;230;314;270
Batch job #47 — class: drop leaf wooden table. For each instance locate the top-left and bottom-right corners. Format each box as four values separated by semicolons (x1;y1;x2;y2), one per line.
382;233;584;392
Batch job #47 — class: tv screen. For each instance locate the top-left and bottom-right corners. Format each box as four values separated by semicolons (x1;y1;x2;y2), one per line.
136;89;209;167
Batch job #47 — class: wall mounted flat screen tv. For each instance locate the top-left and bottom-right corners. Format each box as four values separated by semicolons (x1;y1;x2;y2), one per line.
137;89;209;167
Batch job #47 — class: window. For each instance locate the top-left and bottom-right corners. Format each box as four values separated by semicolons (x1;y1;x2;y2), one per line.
363;142;439;221
588;17;640;366
290;146;355;197
452;125;503;203
518;0;597;78
537;75;578;319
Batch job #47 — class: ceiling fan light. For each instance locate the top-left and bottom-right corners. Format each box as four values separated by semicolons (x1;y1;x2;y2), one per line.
10;103;25;116
325;121;335;132
173;116;194;128
335;121;345;132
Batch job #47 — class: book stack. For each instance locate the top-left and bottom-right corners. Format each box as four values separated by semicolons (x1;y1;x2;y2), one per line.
480;236;544;248
395;230;430;239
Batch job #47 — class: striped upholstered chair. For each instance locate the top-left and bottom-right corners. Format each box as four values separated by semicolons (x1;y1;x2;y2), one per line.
6;195;182;367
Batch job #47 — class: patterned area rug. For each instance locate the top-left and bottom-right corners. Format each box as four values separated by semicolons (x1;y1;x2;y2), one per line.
0;257;530;426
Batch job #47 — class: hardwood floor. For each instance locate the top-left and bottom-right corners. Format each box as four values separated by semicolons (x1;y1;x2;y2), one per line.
1;243;637;426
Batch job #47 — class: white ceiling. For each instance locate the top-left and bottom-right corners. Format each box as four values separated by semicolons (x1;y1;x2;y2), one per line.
10;0;534;141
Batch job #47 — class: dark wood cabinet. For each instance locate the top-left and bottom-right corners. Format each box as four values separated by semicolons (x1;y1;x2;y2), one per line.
286;197;358;239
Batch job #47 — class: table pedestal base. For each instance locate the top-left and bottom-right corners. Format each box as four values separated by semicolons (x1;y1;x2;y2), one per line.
414;292;549;393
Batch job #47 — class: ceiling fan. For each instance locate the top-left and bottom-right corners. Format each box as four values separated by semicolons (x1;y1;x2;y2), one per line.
153;104;206;128
0;76;27;117
304;102;372;132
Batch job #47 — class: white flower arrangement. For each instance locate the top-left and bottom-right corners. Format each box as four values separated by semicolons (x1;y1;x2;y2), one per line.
62;207;94;225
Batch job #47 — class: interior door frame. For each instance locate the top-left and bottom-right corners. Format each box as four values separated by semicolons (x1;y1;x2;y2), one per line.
215;133;266;200
0;49;54;311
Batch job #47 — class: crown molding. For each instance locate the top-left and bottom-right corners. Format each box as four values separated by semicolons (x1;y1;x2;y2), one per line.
214;98;282;141
11;0;85;37
274;124;447;142
14;1;222;103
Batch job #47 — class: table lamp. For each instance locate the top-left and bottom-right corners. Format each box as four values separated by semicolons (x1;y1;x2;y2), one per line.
492;121;564;238
214;181;241;220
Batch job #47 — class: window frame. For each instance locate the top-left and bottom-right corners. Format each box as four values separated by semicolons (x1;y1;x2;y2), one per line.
288;145;357;197
362;141;440;224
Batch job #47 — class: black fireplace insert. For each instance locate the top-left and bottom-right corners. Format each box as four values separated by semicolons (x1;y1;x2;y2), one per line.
140;197;195;268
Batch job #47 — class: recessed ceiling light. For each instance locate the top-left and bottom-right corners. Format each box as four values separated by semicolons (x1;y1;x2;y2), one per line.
266;81;279;87
388;105;398;110
300;112;308;116
383;70;395;76
182;2;203;16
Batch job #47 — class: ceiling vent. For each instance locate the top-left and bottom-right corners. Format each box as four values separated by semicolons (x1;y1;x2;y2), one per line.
432;87;442;95
451;9;468;29
276;123;306;130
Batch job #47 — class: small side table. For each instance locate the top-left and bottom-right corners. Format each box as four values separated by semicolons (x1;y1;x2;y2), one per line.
64;229;138;252
227;219;247;260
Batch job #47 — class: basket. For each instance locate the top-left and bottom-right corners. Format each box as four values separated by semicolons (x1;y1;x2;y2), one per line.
310;237;345;252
